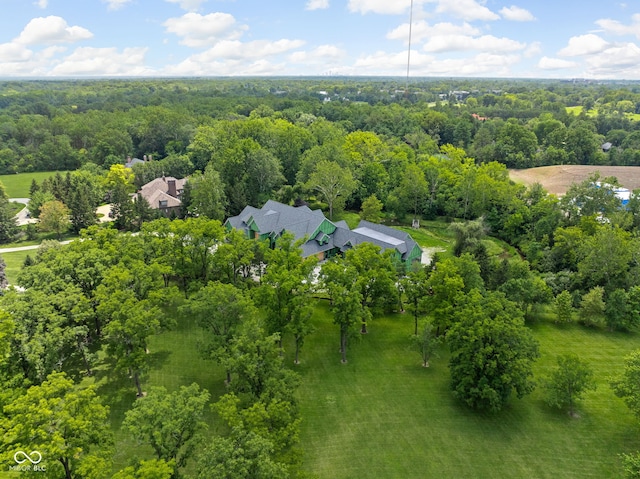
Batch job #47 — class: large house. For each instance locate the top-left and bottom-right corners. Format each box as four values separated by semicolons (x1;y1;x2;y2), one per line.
135;176;187;216
225;200;422;268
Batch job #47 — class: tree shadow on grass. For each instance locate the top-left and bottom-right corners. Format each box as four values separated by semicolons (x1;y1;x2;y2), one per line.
146;349;171;371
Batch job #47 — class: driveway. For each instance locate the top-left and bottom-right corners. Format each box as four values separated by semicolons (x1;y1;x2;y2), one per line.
10;198;114;225
10;198;37;226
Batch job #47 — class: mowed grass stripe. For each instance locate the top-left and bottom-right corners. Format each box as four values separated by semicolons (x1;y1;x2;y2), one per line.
0;171;69;197
87;295;640;478
296;302;640;478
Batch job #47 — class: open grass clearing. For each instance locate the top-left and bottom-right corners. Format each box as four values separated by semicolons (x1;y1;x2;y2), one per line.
1;250;31;284
294;304;640;479
89;295;640;478
0;171;70;198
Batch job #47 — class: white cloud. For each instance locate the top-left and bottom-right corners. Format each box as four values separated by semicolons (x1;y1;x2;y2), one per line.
163;12;246;47
306;0;329;10
537;56;578;70
354;49;433;73
500;5;535;22
103;0;132;11
432;52;520;76
387;21;480;43
558;34;610;57
434;0;500;22
595;14;640;39
50;47;152;76
165;0;208;12
348;0;412;15
196;39;305;61
524;41;542;57
583;42;640;77
164;57;287;76
354;49;519;76
0;43;33;62
16;16;93;45
423;34;525;53
35;0;48;8
164;37;308;75
289;44;346;63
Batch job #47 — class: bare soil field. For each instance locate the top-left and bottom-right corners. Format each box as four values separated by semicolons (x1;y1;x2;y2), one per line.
509;165;640;196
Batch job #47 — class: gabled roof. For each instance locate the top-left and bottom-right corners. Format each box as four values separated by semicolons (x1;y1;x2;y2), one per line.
137;176;187;209
225;200;421;263
230;199;329;242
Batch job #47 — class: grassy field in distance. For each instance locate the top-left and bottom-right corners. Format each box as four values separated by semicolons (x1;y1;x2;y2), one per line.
0;171;70;197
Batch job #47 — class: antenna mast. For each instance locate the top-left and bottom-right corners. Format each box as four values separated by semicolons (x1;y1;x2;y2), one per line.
406;0;414;96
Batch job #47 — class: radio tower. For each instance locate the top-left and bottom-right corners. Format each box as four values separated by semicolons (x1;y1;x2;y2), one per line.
406;0;414;97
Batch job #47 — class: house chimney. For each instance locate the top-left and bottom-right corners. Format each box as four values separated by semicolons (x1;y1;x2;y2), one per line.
143;155;148;162
149;155;153;161
167;179;177;197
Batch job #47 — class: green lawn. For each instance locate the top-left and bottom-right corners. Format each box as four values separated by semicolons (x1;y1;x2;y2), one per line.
293;305;640;479
1;250;31;284
54;292;640;478
0;171;70;197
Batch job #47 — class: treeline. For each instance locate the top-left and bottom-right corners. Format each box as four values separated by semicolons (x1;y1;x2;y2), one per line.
0;220;312;478
3;78;640;175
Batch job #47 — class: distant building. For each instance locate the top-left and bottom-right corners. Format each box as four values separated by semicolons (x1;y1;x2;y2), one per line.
225;200;422;268
125;154;153;169
595;181;631;206
135;176;187;215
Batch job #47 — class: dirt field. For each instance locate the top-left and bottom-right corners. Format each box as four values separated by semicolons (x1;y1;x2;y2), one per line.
509;165;640;196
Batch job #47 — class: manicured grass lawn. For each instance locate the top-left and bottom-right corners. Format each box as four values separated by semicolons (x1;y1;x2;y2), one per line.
1;250;31;284
0;171;69;197
397;224;451;251
67;294;640;478
292;302;640;479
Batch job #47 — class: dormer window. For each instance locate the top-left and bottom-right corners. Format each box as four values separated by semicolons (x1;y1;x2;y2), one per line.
159;200;168;208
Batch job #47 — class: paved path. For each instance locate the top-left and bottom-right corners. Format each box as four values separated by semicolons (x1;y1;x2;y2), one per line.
0;240;72;254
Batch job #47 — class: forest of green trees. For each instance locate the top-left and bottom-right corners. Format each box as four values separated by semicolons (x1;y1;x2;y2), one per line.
3;78;640;478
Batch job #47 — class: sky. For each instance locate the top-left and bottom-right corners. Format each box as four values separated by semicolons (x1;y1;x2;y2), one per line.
0;0;640;79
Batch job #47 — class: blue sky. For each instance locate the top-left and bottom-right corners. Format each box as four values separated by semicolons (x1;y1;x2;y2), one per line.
0;0;639;78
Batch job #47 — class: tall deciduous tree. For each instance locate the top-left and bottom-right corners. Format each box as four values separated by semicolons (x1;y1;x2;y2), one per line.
38;200;70;240
0;372;113;479
543;354;596;416
449;218;487;257
360;194;383;222
187;163;227;220
223;318;299;401
332;285;366;364
401;267;430;335
122;383;210;472
611;350;640;420
447;290;539;411
344;243;398;333
195;428;289;479
554;290;575;324
410;320;441;367
97;268;165;396
112;459;175;479
579;286;606;328
257;233;317;350
306;160;356;219
181;281;257;384
394;163;428;220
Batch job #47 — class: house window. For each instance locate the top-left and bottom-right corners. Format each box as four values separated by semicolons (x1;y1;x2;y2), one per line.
159;200;168;208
